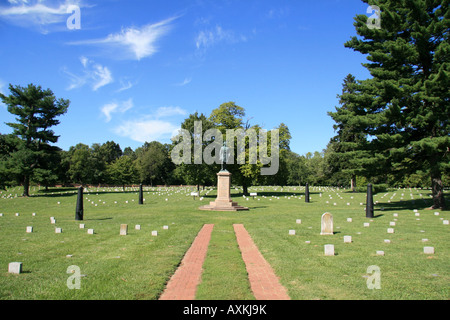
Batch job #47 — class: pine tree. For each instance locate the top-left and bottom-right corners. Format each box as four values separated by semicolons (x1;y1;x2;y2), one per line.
344;0;449;209
328;74;372;191
0;84;69;196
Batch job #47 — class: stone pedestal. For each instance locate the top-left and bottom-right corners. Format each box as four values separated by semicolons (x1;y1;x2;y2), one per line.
199;170;248;211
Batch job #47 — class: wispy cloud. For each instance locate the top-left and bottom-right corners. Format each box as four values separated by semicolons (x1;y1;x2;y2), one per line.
116;78;136;93
114;119;180;143
195;25;247;51
68;16;178;60
0;0;84;33
63;56;113;91
113;105;187;143
175;77;192;86
101;98;133;122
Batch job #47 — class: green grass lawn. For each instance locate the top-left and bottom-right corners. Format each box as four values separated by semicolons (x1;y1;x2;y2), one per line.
0;185;448;300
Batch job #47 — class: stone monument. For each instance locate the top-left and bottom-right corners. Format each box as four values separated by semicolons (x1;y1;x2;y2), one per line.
320;212;333;235
199;141;248;211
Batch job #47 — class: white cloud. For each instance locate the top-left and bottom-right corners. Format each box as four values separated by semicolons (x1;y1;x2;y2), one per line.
63;56;113;91
195;25;247;50
113;105;186;143
69;16;178;60
116;78;135;93
114;119;179;143
0;0;83;33
100;98;133;122
91;64;113;91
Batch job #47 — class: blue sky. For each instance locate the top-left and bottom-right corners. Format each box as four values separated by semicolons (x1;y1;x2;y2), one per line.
0;0;372;156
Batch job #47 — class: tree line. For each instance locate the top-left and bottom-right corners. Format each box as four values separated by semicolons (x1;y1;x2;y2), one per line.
1;1;448;208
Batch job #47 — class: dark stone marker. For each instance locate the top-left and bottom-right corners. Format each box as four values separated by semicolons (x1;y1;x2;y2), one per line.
139;184;143;205
366;183;374;218
305;183;310;203
75;186;83;221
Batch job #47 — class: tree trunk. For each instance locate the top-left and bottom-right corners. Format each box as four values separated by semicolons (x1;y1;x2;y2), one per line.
23;175;30;197
430;171;446;210
242;183;248;196
351;175;356;192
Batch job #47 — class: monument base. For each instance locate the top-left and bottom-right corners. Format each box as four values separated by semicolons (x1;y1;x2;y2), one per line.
199;200;249;211
199;170;248;211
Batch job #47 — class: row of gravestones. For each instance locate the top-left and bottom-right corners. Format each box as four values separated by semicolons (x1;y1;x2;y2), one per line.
288;212;447;256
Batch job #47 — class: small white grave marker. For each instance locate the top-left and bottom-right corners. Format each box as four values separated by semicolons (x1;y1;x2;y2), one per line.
152;231;158;236
324;244;335;256
87;229;94;235
79;224;85;229
163;225;169;230
443;220;449;225
26;226;33;233
344;236;352;243
347;218;352;222
55;228;62;233
8;262;22;274
384;239;391;243
289;230;296;235
390;222;396;226
296;219;302;224
364;222;370;227
15;213;19;216
423;247;435;254
135;225;141;230
387;228;394;234
120;224;128;236
376;251;385;256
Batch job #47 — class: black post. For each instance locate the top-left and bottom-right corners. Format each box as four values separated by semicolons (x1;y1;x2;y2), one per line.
139;184;143;205
366;183;374;218
75;186;84;221
305;183;310;203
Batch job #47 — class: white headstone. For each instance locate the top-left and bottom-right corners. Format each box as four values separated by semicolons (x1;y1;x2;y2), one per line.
443;220;449;225
320;212;333;235
87;229;94;234
347;218;352;222
15;213;19;216
376;251;385;256
390;222;396;226
289;230;296;235
344;236;352;243
79;224;85;229
8;262;22;274
324;244;334;256
364;222;370;227
120;224;128;236
135;225;141;230
384;239;391;243
55;228;62;233
423;247;435;254
26;226;33;233
152;231;158;236
387;228;394;234
296;219;302;224
163;225;169;230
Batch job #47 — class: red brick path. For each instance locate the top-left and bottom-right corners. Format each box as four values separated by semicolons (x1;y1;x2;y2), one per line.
233;224;290;300
159;224;214;300
158;223;290;300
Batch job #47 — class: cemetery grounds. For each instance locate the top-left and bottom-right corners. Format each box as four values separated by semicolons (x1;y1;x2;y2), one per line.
0;185;448;300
